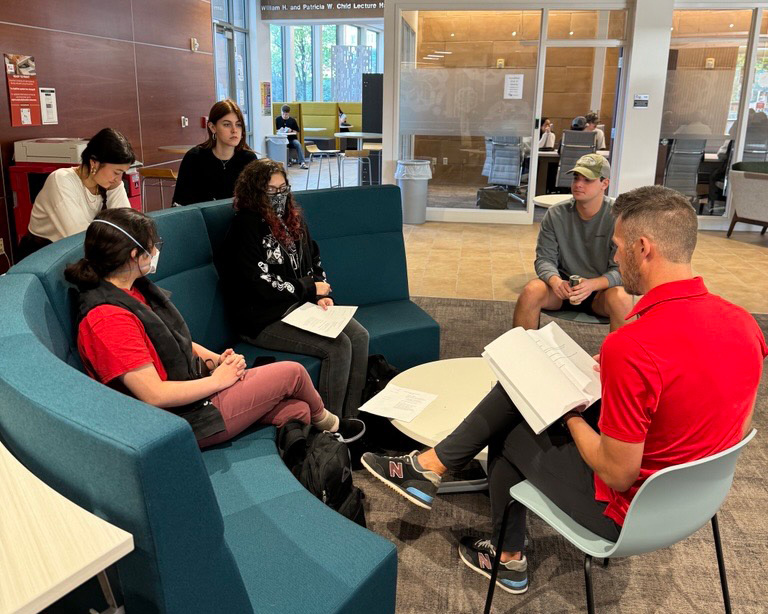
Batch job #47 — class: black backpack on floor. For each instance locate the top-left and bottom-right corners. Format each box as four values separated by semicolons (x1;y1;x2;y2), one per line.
277;420;366;527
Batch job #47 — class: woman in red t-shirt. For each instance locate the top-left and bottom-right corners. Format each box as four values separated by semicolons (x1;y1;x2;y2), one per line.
64;207;364;447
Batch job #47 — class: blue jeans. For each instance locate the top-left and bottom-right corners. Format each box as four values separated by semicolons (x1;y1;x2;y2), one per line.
288;139;305;164
250;317;369;417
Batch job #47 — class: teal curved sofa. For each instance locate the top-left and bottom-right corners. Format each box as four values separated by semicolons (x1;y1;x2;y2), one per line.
0;185;439;613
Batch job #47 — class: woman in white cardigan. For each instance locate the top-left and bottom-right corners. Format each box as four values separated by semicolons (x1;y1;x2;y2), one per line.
20;128;134;259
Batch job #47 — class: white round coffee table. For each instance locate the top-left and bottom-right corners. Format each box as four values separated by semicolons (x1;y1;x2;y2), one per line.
388;357;497;492
533;194;571;208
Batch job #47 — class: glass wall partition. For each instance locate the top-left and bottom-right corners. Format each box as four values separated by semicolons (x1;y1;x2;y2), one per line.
539;10;625;197
655;9;753;217
397;9;626;218
399;10;541;215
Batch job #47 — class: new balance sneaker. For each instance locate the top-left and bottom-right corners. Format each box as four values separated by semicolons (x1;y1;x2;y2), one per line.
336;418;366;444
360;450;441;509
458;536;529;594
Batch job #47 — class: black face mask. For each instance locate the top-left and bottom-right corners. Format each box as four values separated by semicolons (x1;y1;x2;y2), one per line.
270;192;289;217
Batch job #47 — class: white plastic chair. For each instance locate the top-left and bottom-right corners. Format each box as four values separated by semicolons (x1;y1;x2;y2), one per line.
485;429;757;614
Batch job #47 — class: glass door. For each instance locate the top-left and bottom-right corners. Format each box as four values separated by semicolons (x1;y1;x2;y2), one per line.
213;0;250;142
398;10;542;221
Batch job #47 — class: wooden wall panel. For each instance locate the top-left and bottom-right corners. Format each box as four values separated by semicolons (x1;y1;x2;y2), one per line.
135;45;214;168
0;1;215;270
132;0;213;52
1;0;133;40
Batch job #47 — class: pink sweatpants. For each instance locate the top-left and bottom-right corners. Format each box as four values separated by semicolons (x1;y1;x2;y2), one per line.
198;361;324;448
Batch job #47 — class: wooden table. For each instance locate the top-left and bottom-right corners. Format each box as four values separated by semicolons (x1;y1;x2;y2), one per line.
533;193;571;208
388;357;497;493
157;145;195;155
0;441;133;614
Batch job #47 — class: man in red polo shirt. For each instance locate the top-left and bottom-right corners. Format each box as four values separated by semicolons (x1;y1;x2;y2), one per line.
362;185;766;595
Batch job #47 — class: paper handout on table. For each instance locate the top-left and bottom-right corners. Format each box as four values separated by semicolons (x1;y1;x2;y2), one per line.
359;385;438;423
281;302;358;338
482;322;601;434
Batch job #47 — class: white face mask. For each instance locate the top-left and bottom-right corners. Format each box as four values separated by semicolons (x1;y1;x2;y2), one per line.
91;219;160;276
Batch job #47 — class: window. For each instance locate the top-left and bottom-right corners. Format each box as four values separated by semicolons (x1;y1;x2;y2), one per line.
322;25;337;101
271;25;285;102
366;30;379;71
293;26;314;101
341;25;359;46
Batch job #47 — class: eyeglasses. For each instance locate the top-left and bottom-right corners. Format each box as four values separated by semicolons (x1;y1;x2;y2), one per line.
265;185;291;196
152;238;164;252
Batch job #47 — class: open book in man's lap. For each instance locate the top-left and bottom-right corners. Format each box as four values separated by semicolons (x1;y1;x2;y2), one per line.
482;322;601;434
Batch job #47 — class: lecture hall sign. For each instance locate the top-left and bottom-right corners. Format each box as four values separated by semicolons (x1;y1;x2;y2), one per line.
260;0;383;20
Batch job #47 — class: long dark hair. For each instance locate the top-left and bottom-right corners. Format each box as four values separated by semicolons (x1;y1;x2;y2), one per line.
81;128;135;208
200;99;252;152
540;117;550;136
64;208;159;291
234;159;303;244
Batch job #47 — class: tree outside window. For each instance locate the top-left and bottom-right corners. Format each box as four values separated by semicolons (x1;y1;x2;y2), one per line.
322;25;337;101
294;26;313;101
270;25;284;102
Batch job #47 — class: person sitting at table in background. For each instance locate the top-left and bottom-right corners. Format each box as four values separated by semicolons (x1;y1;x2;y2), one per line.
172;99;257;206
20;128;134;260
515;153;632;332
276;104;308;169
65;207;364;446
585;111;607;149
361;185;766;597
216;159;369;419
538;117;555;150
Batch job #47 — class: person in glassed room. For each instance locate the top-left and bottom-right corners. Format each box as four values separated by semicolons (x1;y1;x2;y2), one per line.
216;159;369;419
64;207;364;446
585;111;607;150
172;99;257;206
538;117;555;150
20;128;134;260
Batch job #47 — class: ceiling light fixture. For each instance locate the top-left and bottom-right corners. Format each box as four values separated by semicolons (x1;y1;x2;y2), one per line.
512;31;517;36
569;31;574;36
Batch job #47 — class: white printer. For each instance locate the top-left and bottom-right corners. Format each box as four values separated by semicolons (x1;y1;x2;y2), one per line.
14;138;89;164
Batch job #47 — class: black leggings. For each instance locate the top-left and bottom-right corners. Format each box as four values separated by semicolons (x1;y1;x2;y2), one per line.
434;384;621;552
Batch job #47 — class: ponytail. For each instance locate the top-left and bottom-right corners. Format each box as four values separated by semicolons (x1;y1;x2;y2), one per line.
64;258;101;291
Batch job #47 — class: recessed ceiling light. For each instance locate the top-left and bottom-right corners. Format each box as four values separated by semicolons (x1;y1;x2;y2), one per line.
434;51;452;55
569;31;574;36
729;23;734;28
450;33;455;37
512;31;517;36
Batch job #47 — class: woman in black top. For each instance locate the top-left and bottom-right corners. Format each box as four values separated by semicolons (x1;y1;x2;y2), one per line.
217;159;369;418
172;99;257;205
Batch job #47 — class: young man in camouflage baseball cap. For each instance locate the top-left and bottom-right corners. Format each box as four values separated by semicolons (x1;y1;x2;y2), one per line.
513;153;633;331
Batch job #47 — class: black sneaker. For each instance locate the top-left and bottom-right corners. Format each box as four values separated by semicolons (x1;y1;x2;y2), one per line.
458;536;528;594
335;418;366;444
360;450;441;509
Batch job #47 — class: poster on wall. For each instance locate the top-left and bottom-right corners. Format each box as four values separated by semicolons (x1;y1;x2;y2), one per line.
260;82;272;116
4;53;42;127
503;74;524;100
39;87;58;124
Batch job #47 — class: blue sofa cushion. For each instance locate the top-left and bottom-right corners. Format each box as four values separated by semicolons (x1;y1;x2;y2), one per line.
202;427;397;614
355;300;441;371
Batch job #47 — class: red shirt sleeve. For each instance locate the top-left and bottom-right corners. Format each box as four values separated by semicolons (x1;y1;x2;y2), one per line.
78;305;167;384
597;331;662;444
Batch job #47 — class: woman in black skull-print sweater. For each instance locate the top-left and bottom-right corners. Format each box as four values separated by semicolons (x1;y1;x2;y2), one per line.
216;159;369;418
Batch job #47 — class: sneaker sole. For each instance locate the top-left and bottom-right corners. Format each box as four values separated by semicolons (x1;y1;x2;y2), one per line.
458;548;528;595
360;456;433;510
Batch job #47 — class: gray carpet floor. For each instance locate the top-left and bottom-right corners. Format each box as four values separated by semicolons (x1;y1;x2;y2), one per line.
355;297;768;614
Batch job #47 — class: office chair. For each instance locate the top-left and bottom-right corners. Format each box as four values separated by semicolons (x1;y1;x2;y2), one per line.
483;137;528;205
485;430;756;614
663;139;706;204
556;131;597;189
